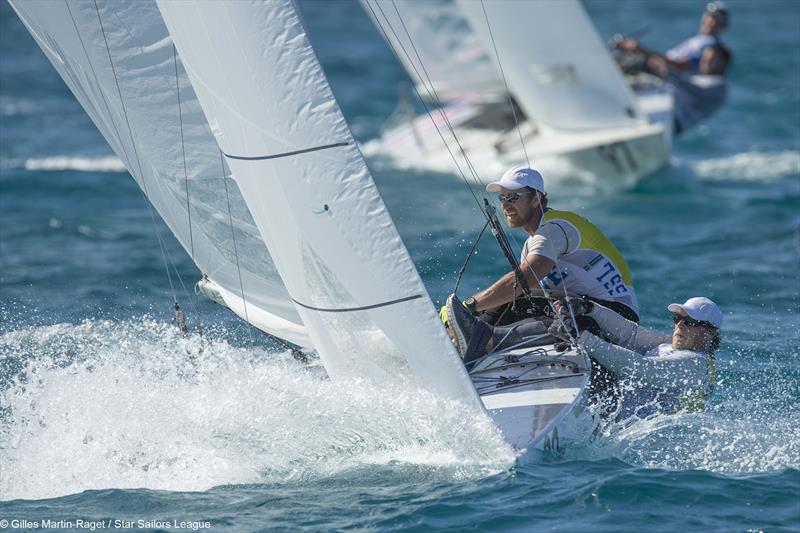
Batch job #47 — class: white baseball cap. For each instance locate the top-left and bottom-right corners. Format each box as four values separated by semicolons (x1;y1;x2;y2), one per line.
667;297;723;328
486;166;545;193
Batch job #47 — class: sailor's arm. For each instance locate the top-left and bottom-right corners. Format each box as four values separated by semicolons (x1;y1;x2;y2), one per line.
585;303;670;353
471;254;554;313
580;332;711;388
469;221;573;313
616;38;692;71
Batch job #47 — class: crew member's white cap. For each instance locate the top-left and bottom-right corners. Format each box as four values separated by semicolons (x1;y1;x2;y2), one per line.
486;166;545;193
667;297;723;328
706;1;729;24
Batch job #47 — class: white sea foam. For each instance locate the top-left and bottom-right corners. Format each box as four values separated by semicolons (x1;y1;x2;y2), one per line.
0;319;513;501
22;156;127;172
686;150;800;181
578;373;800;475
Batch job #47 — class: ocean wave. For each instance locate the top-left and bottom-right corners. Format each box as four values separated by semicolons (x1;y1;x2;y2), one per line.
22;156;128;172
0;319;513;501
686;150;800;181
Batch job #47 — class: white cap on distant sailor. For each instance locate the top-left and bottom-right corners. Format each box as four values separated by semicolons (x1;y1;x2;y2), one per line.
706;1;729;24
486;167;544;193
668;297;723;328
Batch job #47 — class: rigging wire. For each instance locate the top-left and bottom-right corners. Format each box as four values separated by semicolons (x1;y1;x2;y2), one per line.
215;154;304;359
92;1;202;336
65;1;135;178
452;219;489;295
368;0;534;301
479;0;530;168
370;1;531;282
173;44;196;262
220;152;250;325
93;0;179;307
364;1;485;211
367;1;534;308
378;0;583;346
170;42;207;330
387;0;489;192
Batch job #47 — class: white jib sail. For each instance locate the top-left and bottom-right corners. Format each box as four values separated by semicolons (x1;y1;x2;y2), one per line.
457;0;648;133
360;0;503;101
9;0;310;346
157;0;483;407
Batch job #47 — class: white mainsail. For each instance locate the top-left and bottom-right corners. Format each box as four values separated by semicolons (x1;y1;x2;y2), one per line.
360;0;503;101
457;0;648;133
8;0;310;346
157;0;482;406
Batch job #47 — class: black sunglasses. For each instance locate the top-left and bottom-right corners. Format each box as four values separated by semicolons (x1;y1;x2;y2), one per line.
498;191;533;204
672;314;715;329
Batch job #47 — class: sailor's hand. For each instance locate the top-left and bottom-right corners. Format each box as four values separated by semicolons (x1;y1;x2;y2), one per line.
616;37;640;52
554;297;593;318
548;318;577;343
439;304;448;325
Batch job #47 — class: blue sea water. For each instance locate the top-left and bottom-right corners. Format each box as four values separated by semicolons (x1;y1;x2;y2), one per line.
1;0;799;531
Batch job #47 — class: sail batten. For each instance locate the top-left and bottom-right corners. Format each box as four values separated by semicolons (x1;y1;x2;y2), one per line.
223;141;351;161
291;294;424;313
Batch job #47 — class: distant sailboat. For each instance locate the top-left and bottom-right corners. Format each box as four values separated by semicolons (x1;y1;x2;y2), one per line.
361;0;673;187
11;0;591;454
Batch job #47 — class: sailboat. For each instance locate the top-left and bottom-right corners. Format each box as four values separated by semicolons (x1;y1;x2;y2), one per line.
10;0;590;454
361;0;674;187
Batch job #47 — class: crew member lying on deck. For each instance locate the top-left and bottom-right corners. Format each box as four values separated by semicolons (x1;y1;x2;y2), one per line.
552;296;723;416
446;294;722;417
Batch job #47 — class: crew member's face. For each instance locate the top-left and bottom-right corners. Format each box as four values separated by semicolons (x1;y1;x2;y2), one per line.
700;12;725;35
499;186;540;229
672;311;713;351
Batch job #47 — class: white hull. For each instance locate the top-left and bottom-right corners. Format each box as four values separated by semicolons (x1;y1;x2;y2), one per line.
363;92;672;187
471;337;591;454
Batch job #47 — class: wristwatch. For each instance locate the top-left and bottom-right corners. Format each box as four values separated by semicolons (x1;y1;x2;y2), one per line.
463;297;478;315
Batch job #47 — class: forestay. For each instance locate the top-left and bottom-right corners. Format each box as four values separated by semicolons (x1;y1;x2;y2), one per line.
361;0;503;101
9;0;310;346
157;0;483;407
457;0;648;133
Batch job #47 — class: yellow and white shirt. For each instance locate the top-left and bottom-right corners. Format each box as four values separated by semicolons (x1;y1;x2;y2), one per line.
521;209;639;316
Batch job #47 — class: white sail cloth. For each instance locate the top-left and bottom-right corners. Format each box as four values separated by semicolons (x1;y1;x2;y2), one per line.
157;0;483;407
457;0;648;133
8;0;310;346
361;0;503;101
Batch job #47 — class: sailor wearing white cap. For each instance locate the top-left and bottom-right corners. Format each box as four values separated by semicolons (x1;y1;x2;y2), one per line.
449;166;640;329
615;2;730;75
553;296;723;415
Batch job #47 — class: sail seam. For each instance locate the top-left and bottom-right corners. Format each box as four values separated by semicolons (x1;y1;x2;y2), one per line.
223;142;351;161
291;294;423;313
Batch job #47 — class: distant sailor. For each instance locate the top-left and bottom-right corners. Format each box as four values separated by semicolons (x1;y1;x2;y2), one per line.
665;1;730;73
553;296;723;417
445;166;639;331
614;1;732;134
